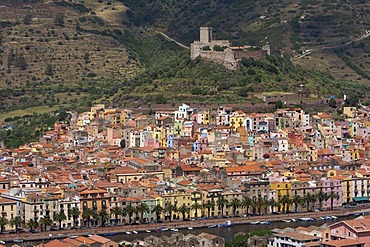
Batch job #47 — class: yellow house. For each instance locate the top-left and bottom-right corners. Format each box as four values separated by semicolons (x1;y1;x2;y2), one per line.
0;198;17;230
230;111;246;132
161;189;192;220
270;181;292;212
343;107;357;118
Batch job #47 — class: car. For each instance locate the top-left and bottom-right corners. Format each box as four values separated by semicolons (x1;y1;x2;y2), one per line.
30;230;39;233
156;220;164;223
79;226;86;229
9;231;16;234
314;209;320;212
0;241;5;244
50;228;58;231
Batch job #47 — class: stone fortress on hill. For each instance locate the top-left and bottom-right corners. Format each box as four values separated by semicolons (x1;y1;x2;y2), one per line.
190;27;271;70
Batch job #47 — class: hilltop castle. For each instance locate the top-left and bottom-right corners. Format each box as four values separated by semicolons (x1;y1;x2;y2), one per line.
190;27;271;70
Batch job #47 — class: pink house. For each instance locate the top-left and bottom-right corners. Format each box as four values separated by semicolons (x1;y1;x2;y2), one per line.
329;218;370;247
320;177;343;209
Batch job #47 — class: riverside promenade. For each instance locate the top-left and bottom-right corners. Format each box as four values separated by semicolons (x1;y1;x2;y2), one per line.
1;206;369;243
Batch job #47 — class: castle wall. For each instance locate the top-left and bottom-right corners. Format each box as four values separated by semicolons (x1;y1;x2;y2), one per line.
234;50;267;60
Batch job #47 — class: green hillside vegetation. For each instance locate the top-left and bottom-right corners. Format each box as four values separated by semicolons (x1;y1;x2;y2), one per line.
112;30;370;105
0;0;134;112
121;0;370;82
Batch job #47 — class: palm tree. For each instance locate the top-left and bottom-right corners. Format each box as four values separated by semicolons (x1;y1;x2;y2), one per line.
327;191;339;210
229;198;241;216
316;190;328;210
39;216;52;231
217;196;228;217
268;198;278;214
303;193;316;211
0;216;8;233
9;216;23;233
241;197;252;215
136;203;150;223
178;204;190;220
70;207;80;228
98;209;109;227
90;210;98;226
191;202;203;218
26;218;38;231
54;211;67;229
82;208;92;227
279;195;291;213
203;201;215;218
292;195;303;212
110;206;122;225
256;197;266;215
261;198;269;214
164;203;176;221
125;204;136;224
152;204;164;222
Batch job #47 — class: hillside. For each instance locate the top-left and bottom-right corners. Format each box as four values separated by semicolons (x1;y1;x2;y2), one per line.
0;0;139;112
122;0;370;84
0;0;369;115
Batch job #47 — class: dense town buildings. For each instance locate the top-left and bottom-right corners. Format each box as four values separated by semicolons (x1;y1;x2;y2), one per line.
0;103;370;235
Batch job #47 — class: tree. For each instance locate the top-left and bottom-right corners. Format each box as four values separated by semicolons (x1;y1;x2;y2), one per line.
217;196;228;217
82;208;92;227
177;204;190;221
292;195;303;212
241;197;252;215
70;207;80;228
229;198;241;216
0;216;8;233
152;204;163;222
191;202;203;218
9;216;23;233
84;52;90;64
268;198;278;214
316;190;328;210
26;219;38;231
136;203;150;223
39;216;52;231
328;191;339;210
256;197;266;215
164;203;176;221
98;209;109;227
15;54;27;70
279;195;291;213
45;64;53;76
125;204;136;224
54;13;65;27
7;48;15;66
303;193;316;211
275;100;284;109
110;206;122;225
54;211;67;229
203;201;215;218
23;14;32;25
329;98;337;108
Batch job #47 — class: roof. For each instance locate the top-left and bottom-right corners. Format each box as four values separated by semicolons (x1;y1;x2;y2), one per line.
89;234;113;244
43;240;70;247
323;239;365;247
330;218;370;233
275;232;321;241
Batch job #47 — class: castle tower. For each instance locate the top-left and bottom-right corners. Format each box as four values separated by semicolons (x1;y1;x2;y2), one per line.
200;27;212;43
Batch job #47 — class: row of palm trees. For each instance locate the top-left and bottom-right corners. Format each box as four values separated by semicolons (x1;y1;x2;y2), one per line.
82;202;152;227
0;191;340;233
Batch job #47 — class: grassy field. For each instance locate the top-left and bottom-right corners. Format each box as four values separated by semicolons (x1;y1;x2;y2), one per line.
0;105;62;123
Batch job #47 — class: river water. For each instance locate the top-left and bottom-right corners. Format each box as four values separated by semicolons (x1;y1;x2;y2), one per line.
107;215;355;243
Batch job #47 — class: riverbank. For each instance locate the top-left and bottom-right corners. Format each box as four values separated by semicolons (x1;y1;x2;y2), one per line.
1;206;369;244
